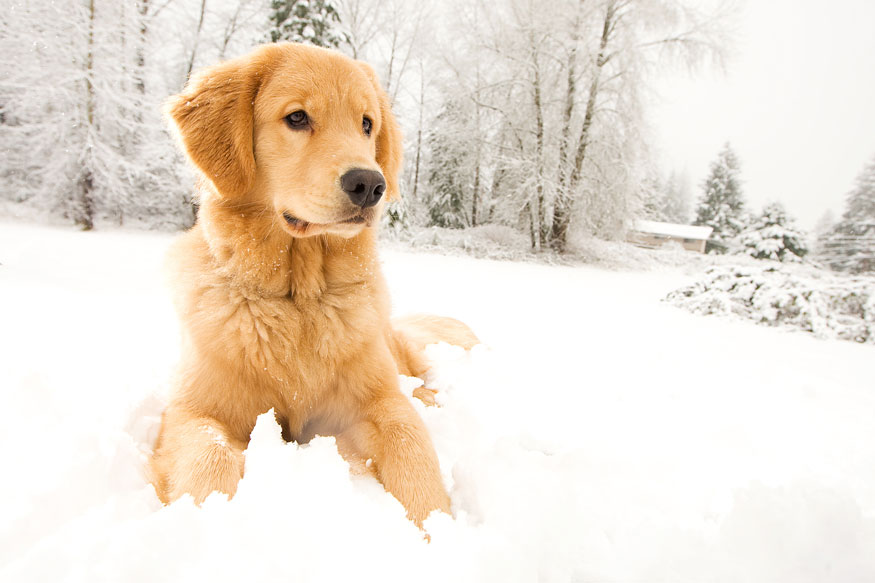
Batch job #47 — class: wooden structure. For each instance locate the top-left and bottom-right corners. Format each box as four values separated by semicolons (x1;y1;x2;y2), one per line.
627;220;713;253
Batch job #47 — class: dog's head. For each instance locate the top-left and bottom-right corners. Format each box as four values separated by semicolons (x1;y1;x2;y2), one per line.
167;43;402;239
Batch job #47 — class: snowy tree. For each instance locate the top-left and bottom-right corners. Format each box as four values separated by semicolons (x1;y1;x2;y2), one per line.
549;0;732;251
415;0;733;251
641;176;668;221
695;143;747;253
335;0;380;59
662;171;693;224
814;209;836;239
735;202;808;262
0;0;735;243
267;0;343;47
641;170;693;224
819;155;875;273
424;100;473;229
0;0;268;230
0;0;194;229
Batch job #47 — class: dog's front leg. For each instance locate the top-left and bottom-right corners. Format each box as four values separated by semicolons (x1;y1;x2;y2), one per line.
338;386;450;526
150;405;246;504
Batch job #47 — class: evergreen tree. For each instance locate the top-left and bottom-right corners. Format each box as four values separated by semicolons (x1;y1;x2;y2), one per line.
819;155;875;273
640;175;667;221
813;209;836;239
267;0;343;47
424;100;473;229
641;171;693;224
735;202;808;262
694;143;746;253
662;171;693;224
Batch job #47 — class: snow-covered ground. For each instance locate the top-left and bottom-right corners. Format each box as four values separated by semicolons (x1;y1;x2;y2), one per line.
1;222;873;582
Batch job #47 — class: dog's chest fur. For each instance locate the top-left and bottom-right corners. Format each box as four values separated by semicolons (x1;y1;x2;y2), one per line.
170;218;392;439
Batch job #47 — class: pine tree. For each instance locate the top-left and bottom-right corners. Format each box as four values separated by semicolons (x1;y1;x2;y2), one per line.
813;209;836;239
640;175;666;221
424;100;473;229
662;171;693;224
695;143;746;253
819;155;875;273
641;171;693;224
267;0;343;47
736;202;808;262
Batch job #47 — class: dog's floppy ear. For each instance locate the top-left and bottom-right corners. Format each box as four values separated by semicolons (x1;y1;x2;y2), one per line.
166;56;264;198
359;63;403;202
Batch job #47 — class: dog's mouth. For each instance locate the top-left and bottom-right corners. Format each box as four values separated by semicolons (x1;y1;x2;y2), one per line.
281;211;369;236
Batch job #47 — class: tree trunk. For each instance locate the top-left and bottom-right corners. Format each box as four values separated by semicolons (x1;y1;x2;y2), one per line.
75;170;96;231
384;27;398;98
472;158;480;227
557;0;584;197
525;201;538;250
471;66;482;226
551;0;617;252
220;0;249;59
185;0;207;81
531;34;545;250
488;155;505;224
76;0;96;231
135;0;149;95
531;200;540;250
411;60;424;202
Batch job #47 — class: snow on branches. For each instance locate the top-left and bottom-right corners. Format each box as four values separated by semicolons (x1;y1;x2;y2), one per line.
734;202;808;262
818;154;875;274
694;143;746;254
666;263;875;344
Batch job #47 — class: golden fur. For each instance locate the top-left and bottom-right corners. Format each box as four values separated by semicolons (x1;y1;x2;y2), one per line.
150;43;477;526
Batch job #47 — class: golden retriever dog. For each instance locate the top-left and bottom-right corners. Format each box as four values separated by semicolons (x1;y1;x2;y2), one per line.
150;42;478;526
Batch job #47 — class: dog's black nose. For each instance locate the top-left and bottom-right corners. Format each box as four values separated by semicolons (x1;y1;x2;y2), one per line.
340;168;386;208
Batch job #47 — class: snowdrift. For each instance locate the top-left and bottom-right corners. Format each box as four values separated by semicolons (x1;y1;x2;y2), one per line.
1;223;874;582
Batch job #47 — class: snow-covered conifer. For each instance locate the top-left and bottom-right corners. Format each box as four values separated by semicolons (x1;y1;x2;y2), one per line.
819;154;875;273
267;0;343;47
694;143;746;253
735;202;808;262
662;171;693;224
642;171;693;224
424;100;475;229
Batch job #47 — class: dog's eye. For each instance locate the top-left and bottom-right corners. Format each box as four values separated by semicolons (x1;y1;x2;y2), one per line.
285;110;309;130
362;116;373;137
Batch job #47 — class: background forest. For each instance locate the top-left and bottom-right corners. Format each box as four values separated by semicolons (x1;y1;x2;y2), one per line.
1;0;872;271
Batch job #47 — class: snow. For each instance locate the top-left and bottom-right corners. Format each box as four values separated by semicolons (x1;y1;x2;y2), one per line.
667;263;875;343
1;222;874;582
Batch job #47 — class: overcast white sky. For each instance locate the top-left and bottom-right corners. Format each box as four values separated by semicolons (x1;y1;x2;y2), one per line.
650;0;875;229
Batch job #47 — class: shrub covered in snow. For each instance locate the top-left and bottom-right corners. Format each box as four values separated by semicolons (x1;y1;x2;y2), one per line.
666;264;875;343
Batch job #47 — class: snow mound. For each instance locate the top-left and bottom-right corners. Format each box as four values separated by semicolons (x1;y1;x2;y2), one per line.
0;344;601;583
3;223;875;583
666;263;875;343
